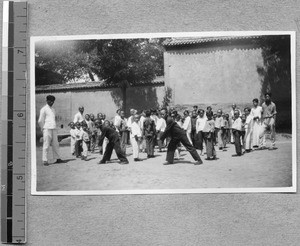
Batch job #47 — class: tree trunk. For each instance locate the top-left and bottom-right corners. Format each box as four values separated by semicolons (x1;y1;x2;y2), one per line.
88;70;95;81
122;87;127;115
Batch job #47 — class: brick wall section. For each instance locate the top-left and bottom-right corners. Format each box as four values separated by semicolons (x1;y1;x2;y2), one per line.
164;43;264;105
35;85;165;136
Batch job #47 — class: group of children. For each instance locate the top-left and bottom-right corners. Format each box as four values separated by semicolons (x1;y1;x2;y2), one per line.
68;96;275;163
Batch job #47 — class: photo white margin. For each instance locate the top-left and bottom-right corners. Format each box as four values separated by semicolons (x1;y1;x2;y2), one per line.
30;31;297;195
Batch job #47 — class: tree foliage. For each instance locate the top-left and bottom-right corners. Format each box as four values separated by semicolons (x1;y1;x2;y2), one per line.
255;35;291;102
35;38;165;86
255;35;292;131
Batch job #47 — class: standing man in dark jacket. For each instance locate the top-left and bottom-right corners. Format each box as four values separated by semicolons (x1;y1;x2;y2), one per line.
160;109;203;165
95;120;129;164
143;110;156;158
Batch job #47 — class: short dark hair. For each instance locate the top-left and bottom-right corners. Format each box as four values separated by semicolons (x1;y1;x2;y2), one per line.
46;95;55;101
145;110;151;117
265;92;272;97
206;111;213;118
184;110;189;115
253;98;259;103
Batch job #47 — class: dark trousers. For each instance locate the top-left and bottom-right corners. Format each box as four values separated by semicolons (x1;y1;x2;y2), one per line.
90;133;97;152
120;131;127;154
75;140;83;157
166;135;201;163
157;131;164;151
146;136;155;156
191;129;197;147
195;131;204;150
101;140;128;162
204;132;216;158
233;130;242;155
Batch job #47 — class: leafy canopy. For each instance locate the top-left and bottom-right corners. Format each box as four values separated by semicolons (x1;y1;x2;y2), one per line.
35;38;165;86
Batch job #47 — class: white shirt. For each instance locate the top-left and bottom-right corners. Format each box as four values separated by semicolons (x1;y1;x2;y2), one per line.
127;115;134;130
156;118;166;132
139;115;146;130
84;119;92;130
73;112;84;123
74;128;81;140
70;128;77;139
130;122;142;138
232;117;242;131
196;117;207;133
176;120;183;128
245;115;253;130
38;104;56;129
150;115;158;124
114;115;122;128
250;106;263;120
182;116;191;132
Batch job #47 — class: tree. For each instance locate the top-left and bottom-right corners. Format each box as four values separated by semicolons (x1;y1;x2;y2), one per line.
35;38;165;113
255;35;291;131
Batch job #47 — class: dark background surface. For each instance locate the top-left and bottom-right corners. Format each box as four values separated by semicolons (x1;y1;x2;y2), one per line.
0;0;299;245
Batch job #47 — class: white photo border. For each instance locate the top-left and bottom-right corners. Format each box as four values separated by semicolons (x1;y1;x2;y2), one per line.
30;31;297;195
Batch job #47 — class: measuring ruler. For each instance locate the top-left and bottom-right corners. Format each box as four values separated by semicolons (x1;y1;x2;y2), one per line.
1;1;27;244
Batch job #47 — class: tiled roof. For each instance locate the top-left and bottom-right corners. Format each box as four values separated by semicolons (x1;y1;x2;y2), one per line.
163;36;260;47
35;78;165;93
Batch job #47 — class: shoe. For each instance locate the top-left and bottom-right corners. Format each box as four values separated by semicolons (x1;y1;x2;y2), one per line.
54;159;65;164
120;161;129;165
257;146;267;150
97;160;106;164
43;161;49;166
134;158;142;162
194;160;203;165
232;154;242;157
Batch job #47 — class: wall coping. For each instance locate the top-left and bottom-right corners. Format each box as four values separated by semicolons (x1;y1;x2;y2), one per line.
36;79;165;94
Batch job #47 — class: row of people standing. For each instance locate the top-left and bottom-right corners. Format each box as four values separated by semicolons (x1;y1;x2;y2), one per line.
166;92;277;159
69;92;276;163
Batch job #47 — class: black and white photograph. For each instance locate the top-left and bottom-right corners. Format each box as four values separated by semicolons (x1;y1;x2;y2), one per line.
30;31;296;195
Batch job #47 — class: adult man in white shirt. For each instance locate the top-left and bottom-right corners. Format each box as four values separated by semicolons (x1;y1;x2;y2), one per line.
73;106;84;123
127;108;137;132
196;109;207;155
231;109;242;157
130;114;142;161
182;110;192;144
156;111;167;152
38;95;64;166
114;109;122;130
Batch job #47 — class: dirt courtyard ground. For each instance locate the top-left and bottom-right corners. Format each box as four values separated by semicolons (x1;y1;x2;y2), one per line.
34;134;293;193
